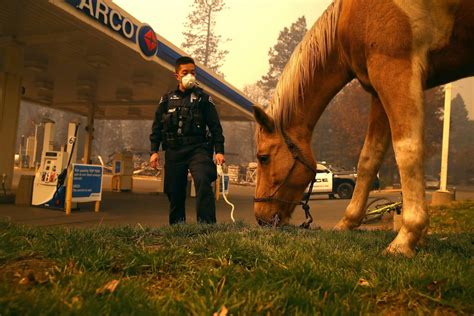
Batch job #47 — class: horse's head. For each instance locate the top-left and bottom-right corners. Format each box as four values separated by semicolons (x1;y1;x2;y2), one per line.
253;106;316;227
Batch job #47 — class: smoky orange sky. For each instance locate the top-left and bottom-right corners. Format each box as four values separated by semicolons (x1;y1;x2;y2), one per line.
113;0;473;119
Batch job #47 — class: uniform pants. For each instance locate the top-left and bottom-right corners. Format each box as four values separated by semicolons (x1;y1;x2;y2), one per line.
164;145;217;224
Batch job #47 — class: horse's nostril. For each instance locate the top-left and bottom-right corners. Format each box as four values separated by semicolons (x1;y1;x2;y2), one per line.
256;214;280;227
257;218;269;226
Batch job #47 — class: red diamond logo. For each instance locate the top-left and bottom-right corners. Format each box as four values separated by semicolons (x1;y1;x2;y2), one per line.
144;29;157;51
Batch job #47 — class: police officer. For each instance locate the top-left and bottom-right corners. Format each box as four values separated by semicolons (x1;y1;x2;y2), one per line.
149;56;225;224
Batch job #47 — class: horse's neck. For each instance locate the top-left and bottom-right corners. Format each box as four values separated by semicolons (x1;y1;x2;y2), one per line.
288;52;353;139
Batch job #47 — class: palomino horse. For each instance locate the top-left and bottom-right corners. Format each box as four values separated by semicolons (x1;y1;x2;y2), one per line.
253;0;473;257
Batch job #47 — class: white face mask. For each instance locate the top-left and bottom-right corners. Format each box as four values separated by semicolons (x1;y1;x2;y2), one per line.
181;74;196;90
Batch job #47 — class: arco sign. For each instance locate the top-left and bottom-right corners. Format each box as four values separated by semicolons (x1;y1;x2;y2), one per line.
66;0;158;59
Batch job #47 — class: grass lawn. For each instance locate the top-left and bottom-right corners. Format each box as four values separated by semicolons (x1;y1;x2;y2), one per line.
0;202;473;315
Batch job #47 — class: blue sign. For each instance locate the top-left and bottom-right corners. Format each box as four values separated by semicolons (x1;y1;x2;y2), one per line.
114;161;121;174
65;0;158;58
62;0;254;113
219;175;229;194
72;164;103;202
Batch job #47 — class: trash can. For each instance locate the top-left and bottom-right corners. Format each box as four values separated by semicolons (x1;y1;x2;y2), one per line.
15;175;35;206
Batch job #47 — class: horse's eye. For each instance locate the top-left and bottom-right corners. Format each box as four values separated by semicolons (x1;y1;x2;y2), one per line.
257;155;270;165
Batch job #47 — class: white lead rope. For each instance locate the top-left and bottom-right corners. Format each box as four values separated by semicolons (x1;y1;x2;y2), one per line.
216;164;235;223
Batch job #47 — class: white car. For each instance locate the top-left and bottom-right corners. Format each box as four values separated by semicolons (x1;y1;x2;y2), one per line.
305;163;357;199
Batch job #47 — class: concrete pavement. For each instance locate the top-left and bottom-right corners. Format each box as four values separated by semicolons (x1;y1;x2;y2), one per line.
2;170;473;229
0;182;258;228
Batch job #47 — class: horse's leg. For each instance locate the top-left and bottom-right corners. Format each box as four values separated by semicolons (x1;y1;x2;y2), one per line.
371;61;428;258
335;95;390;229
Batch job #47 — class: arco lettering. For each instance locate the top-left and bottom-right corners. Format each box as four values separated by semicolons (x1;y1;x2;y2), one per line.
74;0;137;41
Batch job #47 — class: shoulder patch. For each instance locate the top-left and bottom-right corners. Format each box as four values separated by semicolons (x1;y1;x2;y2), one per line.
159;93;170;104
190;92;198;103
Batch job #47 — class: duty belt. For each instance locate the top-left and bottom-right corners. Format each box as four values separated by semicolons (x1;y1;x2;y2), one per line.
165;135;206;148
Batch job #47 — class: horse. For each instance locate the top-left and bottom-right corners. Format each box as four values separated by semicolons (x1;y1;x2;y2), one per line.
253;0;474;257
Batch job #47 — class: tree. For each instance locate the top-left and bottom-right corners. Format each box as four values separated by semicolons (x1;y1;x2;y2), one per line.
310;83;447;188
242;83;271;109
221;121;257;165
422;87;444;176
258;16;307;93
447;94;474;184
312;80;370;169
449;94;473;147
181;0;229;74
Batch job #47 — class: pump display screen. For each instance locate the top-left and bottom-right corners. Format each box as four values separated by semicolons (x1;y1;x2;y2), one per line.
39;151;62;185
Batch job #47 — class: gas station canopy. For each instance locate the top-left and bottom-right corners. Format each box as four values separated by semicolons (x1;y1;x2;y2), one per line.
0;0;254;121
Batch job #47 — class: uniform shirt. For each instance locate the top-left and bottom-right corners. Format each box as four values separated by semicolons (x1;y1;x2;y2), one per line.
150;87;225;154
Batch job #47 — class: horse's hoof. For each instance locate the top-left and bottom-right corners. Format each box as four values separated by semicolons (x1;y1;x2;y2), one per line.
383;243;416;258
333;222;348;230
334;219;356;231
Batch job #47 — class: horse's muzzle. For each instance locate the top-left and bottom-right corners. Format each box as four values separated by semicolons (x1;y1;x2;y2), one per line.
256;213;281;228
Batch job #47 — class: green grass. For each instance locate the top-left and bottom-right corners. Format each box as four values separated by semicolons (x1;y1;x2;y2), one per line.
0;202;473;315
429;200;474;234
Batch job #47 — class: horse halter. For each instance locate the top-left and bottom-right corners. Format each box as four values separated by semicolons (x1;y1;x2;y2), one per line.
254;129;317;228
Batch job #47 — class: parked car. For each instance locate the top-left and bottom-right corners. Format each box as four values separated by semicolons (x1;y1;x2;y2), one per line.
304;163;356;199
304;163;380;199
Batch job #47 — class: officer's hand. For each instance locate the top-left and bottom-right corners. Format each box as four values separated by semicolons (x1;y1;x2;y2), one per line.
215;153;225;165
150;152;160;169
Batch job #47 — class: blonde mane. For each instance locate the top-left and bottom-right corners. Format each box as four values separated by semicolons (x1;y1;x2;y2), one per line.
269;0;342;130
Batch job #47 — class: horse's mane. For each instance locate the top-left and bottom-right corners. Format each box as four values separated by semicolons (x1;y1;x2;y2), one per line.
268;0;342;131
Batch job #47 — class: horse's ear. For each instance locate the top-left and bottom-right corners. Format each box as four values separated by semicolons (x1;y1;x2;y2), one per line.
253;105;275;133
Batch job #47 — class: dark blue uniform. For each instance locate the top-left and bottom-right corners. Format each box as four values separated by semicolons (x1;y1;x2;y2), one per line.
150;87;225;224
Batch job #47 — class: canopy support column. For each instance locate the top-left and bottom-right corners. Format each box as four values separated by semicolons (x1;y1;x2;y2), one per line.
83;103;95;164
0;44;23;191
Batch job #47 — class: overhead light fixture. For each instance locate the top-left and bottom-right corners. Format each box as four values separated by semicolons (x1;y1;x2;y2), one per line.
77;88;94;102
77;76;96;90
24;58;48;73
116;87;133;102
132;72;153;88
37;98;52;105
34;80;54;93
127;107;141;116
37;90;53;104
86;54;109;69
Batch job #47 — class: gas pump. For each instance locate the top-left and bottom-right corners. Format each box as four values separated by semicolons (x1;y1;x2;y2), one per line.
32;121;79;209
111;151;133;191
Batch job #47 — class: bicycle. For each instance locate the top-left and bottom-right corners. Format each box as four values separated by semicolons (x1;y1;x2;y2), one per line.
362;197;402;224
